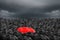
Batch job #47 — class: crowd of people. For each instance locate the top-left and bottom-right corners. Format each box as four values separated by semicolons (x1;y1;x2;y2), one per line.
0;17;60;40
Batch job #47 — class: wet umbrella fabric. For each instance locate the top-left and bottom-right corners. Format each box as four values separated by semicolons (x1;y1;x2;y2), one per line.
16;27;36;34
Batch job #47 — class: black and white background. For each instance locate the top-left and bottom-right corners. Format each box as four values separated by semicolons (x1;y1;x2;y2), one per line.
0;0;60;18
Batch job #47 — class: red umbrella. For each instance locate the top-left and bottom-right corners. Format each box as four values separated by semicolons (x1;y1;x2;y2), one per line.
16;27;36;34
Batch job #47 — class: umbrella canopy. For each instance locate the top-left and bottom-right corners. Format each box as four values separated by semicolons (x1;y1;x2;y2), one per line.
16;27;36;34
28;27;36;33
